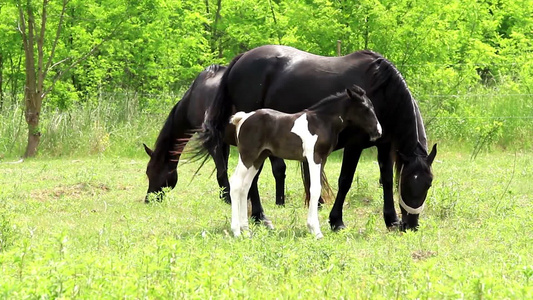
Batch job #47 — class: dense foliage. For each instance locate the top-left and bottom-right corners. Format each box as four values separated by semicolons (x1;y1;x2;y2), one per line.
0;0;532;156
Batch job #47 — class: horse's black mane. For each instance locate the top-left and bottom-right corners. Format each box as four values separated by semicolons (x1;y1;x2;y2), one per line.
152;64;227;161
205;64;226;77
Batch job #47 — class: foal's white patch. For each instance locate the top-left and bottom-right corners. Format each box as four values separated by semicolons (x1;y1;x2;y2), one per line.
291;114;318;158
230;111;255;141
290;113;323;238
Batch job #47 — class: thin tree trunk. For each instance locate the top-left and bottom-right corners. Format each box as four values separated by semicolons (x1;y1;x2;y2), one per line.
0;53;4;111
211;0;222;56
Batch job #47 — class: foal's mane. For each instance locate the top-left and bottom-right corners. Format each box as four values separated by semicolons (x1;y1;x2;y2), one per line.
304;91;348;114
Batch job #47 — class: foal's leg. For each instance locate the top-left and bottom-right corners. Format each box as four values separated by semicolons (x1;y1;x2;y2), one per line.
229;156;259;237
306;158;323;239
302;161;326;206
269;156;286;206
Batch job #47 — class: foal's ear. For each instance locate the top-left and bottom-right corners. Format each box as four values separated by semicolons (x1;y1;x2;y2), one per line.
351;85;366;96
143;143;154;157
427;143;437;165
346;88;363;102
346;88;355;99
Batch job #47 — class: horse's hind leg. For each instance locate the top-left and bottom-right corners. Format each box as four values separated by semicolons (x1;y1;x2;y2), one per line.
230;156;259;237
211;143;231;204
249;160;274;229
269;156;286;206
329;145;362;231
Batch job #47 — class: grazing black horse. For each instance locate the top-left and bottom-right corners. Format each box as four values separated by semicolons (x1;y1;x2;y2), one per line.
143;64;287;209
199;45;437;231
227;86;382;238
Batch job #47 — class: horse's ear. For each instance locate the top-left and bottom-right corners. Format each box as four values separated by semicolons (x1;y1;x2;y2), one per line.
143;143;153;157
427;143;437;165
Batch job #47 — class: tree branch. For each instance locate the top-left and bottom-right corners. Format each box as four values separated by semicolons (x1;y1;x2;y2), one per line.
43;0;69;80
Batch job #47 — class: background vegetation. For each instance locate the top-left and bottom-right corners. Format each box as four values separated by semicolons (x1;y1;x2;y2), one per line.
0;0;532;158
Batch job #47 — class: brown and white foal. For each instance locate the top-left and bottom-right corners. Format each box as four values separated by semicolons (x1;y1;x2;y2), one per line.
229;86;382;239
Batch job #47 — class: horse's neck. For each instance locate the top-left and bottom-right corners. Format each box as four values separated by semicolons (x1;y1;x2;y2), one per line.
395;94;427;156
153;100;190;160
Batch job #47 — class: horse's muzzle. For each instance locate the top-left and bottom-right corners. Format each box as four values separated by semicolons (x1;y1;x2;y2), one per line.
145;191;164;203
401;212;419;231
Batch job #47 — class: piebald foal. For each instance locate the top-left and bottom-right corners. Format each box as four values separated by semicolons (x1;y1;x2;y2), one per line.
228;86;382;238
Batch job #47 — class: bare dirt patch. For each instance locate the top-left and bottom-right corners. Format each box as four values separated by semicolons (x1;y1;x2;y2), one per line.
31;182;111;201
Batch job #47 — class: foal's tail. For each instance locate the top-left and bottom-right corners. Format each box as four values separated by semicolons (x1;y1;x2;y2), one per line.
194;53;245;161
300;162;334;207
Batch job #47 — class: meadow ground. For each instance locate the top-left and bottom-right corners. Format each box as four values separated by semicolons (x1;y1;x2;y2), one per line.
0;148;532;299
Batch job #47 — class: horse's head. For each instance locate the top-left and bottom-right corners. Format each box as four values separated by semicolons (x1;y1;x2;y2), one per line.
345;86;382;141
397;143;437;230
143;143;178;203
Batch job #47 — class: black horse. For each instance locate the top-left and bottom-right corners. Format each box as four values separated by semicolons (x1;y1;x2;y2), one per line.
143;64;287;210
199;45;437;231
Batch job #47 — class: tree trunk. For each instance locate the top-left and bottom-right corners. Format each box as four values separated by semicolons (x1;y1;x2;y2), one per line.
23;91;42;158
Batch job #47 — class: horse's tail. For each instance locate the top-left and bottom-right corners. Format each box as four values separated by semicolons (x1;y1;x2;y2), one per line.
300;162;334;207
195;53;245;159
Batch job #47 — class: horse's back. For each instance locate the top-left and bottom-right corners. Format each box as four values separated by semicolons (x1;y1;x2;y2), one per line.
226;45;376;113
187;65;227;127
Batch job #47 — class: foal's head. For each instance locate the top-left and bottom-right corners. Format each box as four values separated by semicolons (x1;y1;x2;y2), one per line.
344;86;382;141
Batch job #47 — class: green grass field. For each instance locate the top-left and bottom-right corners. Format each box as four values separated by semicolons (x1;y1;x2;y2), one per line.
0;149;532;298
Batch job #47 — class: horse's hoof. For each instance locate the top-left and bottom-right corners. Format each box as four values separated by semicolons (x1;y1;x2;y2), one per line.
331;223;346;231
387;221;402;231
315;232;324;240
330;219;346;231
263;219;275;230
384;215;400;228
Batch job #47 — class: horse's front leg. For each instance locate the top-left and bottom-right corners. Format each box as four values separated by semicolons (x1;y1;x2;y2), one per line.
210;143;231;204
249;162;274;229
377;144;400;228
329;145;362;231
306;158;323;239
229;156;259;237
269;156;286;206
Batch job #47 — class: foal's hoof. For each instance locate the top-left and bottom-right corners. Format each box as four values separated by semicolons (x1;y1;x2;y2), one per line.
315;232;324;240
